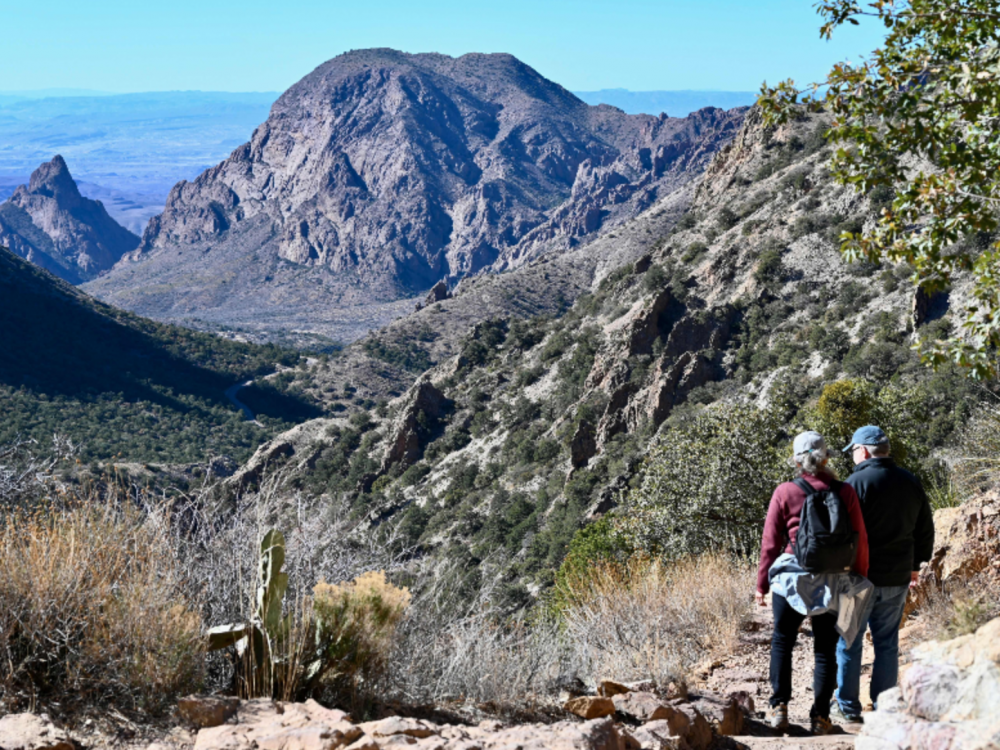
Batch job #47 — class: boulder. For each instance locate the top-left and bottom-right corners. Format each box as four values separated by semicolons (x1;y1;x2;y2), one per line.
626;721;686;750
597;679;631;698
688;694;744;736
612;692;673;722
193;700;354;750
564;696;617;720
0;715;74;750
177;695;240;728
857;616;1000;750
425;281;451;305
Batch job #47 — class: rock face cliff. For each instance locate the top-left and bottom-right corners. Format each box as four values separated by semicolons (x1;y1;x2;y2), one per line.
84;49;744;340
0;156;139;283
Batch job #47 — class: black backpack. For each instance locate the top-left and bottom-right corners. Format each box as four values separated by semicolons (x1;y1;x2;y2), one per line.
792;478;859;574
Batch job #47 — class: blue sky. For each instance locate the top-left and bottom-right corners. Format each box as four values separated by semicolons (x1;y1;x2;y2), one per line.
2;0;885;94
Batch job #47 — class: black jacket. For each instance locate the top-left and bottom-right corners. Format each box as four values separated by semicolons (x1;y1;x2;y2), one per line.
845;457;935;587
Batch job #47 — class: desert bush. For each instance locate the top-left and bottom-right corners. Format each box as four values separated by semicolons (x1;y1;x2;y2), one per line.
312;571;411;700
384;557;577;714
618;398;788;559
559;554;753;688
0;497;204;715
916;570;1000;641
952;395;1000;498
807;379;929;479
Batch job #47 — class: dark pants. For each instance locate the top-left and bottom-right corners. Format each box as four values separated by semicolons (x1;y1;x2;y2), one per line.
769;593;839;719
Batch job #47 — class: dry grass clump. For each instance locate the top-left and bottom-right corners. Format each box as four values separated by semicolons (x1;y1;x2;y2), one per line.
953;396;1000;498
916;571;1000;641
560;553;754;688
383;555;577;715
0;500;203;714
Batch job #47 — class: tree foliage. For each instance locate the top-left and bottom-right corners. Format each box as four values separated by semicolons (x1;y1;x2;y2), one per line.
617;399;789;560
759;0;1000;377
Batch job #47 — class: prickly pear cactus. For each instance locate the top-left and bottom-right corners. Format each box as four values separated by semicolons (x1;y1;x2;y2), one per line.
257;529;289;637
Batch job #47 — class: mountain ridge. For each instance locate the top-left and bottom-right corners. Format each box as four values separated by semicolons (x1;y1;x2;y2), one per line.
0;156;139;283
83;49;745;341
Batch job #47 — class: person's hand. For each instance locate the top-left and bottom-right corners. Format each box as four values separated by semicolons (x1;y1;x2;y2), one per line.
755;591;767;607
909;571;920;589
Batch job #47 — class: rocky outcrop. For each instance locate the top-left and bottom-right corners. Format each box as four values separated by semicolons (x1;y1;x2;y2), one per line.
589;294;732;449
85;49;744;334
908;490;1000;618
857;617;1000;750
381;378;446;472
425;281;452;306
0;714;75;750
187;698;629;750
0;156;139;283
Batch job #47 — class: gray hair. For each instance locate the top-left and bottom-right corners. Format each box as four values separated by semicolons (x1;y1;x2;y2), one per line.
790;449;832;477
863;442;890;457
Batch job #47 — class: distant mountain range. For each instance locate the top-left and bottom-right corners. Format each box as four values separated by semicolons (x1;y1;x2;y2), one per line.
573;89;758;117
0;88;753;233
0;91;278;231
82;50;746;341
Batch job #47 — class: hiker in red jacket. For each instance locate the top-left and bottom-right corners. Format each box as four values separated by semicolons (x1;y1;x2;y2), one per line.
756;431;869;736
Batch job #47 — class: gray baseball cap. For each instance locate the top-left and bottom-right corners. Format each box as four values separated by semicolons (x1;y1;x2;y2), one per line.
793;430;829;458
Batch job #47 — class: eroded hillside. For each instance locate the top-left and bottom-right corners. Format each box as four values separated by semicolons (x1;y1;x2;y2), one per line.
226;108;977;602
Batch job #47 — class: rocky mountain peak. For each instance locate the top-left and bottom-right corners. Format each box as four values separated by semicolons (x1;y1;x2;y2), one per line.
0;156;139;283
24;155;80;203
85;49;746;341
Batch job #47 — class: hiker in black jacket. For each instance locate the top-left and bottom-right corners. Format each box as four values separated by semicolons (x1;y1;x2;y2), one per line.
832;425;935;723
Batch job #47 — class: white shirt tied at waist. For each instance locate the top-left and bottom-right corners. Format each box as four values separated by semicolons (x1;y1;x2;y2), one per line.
769;552;875;647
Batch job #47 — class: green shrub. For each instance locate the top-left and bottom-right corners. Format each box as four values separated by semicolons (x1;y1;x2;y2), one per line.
682;242;709;264
619;399;788;559
807;379;929;479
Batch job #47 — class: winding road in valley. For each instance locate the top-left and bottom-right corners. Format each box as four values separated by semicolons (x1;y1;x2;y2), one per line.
225;380;262;425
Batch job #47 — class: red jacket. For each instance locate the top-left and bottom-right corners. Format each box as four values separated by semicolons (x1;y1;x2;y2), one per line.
757;472;869;594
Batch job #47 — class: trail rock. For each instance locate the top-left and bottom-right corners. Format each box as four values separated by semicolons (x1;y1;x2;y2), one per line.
0;715;74;750
627;721;685;750
598;679;631;698
612;692;673;722
857;616;1000;750
688;694;743;737
177;695;240;728
359;717;438;739
479;717;625;750
193;699;353;750
564;696;617;719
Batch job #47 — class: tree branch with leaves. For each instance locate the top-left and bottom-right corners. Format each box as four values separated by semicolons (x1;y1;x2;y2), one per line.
759;0;1000;378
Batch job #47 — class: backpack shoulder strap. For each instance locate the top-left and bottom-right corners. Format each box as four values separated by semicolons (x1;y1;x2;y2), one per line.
792;477;816;496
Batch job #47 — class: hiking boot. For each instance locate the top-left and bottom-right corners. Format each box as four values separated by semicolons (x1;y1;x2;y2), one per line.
768;703;789;730
830;700;863;724
810;715;837;735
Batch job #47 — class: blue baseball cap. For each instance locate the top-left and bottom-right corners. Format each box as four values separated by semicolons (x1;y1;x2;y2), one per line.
843;425;889;452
